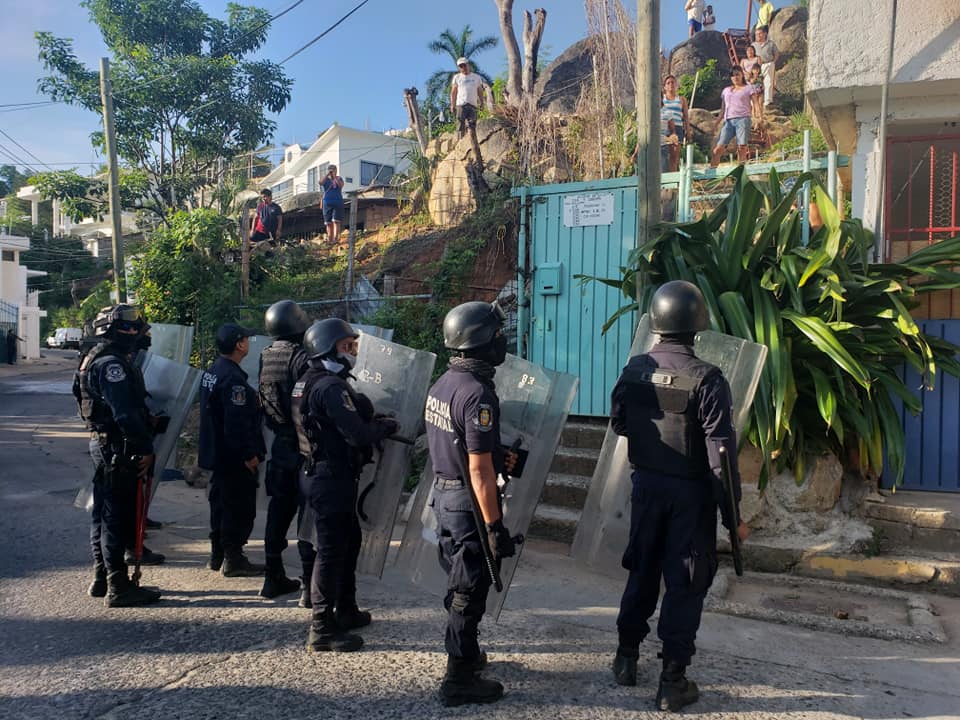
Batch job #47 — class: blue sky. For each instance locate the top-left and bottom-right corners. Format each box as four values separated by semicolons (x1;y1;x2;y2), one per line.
1;0;784;174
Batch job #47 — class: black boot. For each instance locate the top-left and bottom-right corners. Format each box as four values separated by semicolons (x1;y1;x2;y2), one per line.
207;538;224;571
105;571;161;608
612;647;639;686
125;545;166;566
298;585;312;609
306;609;363;652
439;657;504;707
335;604;372;630
469;651;489;673
88;564;107;598
656;659;699;712
222;551;265;577
260;558;301;598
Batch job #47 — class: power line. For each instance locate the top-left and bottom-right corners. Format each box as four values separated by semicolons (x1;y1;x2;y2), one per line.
0;129;54;171
0;141;39;174
278;0;372;65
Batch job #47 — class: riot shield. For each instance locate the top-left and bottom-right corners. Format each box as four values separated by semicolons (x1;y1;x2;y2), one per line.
395;354;578;620
139;353;202;500
146;323;194;363
298;336;436;579
238;335;271;390
354;324;394;342
570;314;768;577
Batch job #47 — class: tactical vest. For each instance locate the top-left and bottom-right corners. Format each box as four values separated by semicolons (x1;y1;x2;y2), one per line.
260;340;300;433
620;355;715;480
74;342;119;432
292;367;374;470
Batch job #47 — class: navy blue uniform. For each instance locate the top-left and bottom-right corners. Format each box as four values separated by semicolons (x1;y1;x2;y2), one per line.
76;343;155;576
259;341;315;580
611;337;740;666
294;367;388;620
424;365;503;661
199;356;266;557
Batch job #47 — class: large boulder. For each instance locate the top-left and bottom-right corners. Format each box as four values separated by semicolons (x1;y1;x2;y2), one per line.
428;118;516;226
669;30;731;78
769;5;808;60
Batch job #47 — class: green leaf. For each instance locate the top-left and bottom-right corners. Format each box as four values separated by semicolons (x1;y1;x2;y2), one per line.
782;311;872;389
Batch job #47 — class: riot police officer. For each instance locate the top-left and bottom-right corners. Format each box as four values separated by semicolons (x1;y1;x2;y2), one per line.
199;323;266;577
610;280;749;712
75;304;161;607
293;318;397;652
258;300;316;602
425;301;515;707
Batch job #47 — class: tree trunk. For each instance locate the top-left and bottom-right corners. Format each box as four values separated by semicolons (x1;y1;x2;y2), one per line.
521;8;547;94
495;0;523;106
403;87;429;153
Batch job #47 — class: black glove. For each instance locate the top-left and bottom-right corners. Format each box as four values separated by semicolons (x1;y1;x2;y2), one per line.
486;518;516;559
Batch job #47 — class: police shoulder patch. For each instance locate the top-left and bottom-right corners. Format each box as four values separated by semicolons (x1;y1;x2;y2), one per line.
341;390;356;412
475;402;494;432
105;363;127;383
230;385;247;406
292;381;305;398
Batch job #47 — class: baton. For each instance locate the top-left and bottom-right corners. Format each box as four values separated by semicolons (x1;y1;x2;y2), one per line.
465;477;505;593
356;435;414;522
718;446;744;577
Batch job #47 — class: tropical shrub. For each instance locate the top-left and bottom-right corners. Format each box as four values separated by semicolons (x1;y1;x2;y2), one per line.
594;167;960;488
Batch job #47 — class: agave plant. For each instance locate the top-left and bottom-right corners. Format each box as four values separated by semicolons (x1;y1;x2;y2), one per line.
595;166;960;488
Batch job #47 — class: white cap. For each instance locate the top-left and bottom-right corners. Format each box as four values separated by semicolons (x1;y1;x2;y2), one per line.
456;57;469;67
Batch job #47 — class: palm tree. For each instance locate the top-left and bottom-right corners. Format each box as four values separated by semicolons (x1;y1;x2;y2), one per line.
425;26;498;111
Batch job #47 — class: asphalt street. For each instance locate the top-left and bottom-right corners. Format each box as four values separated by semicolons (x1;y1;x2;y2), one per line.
1;353;959;720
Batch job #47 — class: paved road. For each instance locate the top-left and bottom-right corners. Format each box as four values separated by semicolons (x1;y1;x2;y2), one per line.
1;357;959;719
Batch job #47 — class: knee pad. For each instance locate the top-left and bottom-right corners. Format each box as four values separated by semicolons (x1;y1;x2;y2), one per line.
451;591;471;614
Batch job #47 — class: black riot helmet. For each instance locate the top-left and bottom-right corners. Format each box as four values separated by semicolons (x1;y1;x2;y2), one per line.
443;302;506;351
649;280;709;335
303;318;359;360
93;304;148;339
265;299;309;339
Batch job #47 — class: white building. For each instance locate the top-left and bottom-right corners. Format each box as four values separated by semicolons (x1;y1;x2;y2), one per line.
259;124;416;205
806;1;960;277
0;230;47;360
16;185;140;258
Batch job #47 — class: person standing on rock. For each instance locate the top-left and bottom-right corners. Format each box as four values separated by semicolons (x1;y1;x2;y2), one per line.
450;57;485;141
425;302;518;707
752;25;780;109
609;281;750;712
685;0;705;37
258;300;316;604
756;0;775;31
702;4;716;31
199;323;266;579
294;318;398;652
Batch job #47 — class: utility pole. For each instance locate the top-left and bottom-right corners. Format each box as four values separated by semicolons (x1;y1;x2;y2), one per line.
344;192;359;321
240;206;250;300
99;57;126;302
873;0;898;262
635;0;661;301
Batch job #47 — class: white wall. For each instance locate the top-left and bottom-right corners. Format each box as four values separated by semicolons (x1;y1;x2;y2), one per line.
807;0;960;94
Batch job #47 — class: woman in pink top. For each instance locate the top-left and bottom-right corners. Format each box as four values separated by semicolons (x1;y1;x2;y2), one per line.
711;67;761;166
739;45;760;78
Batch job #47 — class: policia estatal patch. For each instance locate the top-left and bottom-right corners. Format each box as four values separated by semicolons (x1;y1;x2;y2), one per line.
105;363;127;383
474;403;494;432
341;390;356;412
230;385;247;406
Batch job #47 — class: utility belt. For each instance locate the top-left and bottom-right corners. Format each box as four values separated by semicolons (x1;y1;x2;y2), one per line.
91;429;122;450
433;476;465;491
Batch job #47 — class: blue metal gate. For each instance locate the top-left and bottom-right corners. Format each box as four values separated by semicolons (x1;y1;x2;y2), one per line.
516;178;638;416
889;320;960;492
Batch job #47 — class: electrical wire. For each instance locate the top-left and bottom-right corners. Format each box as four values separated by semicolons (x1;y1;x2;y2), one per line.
0;129;54;170
278;0;372;65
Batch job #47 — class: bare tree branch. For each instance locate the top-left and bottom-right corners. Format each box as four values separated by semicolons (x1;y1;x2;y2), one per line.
521;8;547;94
495;0;523;106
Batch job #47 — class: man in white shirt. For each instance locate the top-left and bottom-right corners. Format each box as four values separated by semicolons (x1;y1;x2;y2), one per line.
752;26;780;108
450;57;485;140
685;0;705;37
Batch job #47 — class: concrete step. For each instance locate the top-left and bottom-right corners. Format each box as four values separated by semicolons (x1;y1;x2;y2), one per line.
863;496;960;555
549;446;600;477
528;503;580;545
539;472;591;510
560;420;608;450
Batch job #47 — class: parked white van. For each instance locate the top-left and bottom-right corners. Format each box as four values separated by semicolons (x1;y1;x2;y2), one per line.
47;328;83;349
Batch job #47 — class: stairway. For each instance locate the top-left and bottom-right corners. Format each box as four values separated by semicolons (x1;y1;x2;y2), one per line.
528;419;607;545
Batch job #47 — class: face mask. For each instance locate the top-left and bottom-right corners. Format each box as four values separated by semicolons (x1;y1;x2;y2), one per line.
136;334;152;351
491;333;507;366
337;352;356;369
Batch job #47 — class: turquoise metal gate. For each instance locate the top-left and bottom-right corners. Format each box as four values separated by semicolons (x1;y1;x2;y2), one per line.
516;178;638;416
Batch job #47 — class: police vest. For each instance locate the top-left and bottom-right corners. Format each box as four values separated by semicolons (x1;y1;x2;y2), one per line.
292;367;375;468
74;342;124;432
259;340;301;433
620;356;716;480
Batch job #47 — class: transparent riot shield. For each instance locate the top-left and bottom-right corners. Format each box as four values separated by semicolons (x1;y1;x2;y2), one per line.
298;336;436;578
354;324;394;342
395;354;579;620
570;314;768;577
140;353;202;500
146;323;194;363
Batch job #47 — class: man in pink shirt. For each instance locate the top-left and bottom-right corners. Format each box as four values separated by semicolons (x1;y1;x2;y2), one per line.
711;67;761;166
